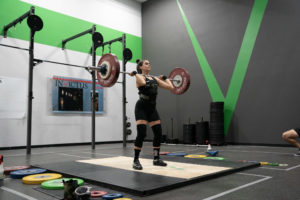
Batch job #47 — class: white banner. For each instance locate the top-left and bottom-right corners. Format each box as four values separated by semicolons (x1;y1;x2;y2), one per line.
0;76;27;119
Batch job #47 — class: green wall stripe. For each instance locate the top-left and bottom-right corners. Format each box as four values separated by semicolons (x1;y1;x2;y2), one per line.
177;0;224;101
0;0;141;63
224;0;268;134
177;0;268;135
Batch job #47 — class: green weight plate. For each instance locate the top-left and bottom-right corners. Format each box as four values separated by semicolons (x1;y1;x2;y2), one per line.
268;163;279;166
41;178;84;190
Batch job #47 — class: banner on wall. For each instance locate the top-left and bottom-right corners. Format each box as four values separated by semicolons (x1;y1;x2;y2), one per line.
0;76;27;119
52;76;104;114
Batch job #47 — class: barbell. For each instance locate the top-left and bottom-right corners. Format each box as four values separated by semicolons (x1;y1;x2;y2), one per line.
95;53;190;95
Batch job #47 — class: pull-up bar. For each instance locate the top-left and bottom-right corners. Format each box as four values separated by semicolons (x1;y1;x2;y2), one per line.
62;25;104;50
62;26;94;49
100;36;123;47
90;36;123;55
0;44;29;51
3;6;35;38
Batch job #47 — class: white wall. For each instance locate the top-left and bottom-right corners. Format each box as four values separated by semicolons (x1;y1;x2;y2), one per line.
21;0;142;37
0;0;141;147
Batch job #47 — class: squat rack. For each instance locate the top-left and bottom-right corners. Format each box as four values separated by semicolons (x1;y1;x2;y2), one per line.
2;6;42;154
96;34;130;148
2;7;131;154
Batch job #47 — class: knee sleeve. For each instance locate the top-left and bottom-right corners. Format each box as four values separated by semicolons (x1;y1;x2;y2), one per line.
134;124;147;148
152;124;162;147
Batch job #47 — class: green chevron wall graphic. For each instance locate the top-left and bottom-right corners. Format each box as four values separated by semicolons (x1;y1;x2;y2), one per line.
0;0;142;62
177;0;268;135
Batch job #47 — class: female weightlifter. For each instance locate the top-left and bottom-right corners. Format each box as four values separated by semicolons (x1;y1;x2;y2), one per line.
130;59;174;170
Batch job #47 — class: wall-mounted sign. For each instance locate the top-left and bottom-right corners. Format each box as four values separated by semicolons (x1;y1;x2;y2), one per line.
52;76;104;114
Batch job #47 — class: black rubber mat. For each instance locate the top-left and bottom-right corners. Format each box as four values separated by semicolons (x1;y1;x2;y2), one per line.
32;155;259;196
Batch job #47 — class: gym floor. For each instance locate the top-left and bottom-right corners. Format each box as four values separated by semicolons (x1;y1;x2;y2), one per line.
1;142;300;200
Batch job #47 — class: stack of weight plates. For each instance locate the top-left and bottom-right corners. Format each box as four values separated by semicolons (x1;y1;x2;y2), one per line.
195;120;209;144
183;123;195;144
209;102;224;145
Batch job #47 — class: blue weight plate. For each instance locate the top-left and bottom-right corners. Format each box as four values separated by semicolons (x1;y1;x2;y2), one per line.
102;193;123;200
10;168;47;179
167;153;188;157
206;150;219;156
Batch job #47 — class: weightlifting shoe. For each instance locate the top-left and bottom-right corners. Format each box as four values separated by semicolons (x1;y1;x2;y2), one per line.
294;150;300;157
153;159;167;166
133;159;143;170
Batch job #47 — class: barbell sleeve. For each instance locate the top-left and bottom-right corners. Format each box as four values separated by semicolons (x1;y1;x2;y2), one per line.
169;79;180;83
87;66;101;71
119;71;132;75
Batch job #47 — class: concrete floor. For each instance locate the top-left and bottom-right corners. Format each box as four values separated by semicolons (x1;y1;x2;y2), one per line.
0;142;300;200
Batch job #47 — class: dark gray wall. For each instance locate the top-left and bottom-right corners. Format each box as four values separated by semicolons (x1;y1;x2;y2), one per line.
142;0;300;145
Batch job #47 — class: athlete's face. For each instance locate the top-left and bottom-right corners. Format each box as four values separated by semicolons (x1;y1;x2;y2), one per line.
141;60;151;73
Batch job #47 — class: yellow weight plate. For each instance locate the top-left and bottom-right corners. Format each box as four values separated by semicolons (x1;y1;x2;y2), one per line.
184;154;207;158
114;198;132;200
22;173;62;184
260;162;269;165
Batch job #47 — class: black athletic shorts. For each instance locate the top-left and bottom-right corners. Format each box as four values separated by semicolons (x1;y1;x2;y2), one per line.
294;128;300;137
134;99;160;122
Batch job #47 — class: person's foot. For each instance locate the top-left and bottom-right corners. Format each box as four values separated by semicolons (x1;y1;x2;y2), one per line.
133;159;143;170
153;159;167;166
294;150;300;157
